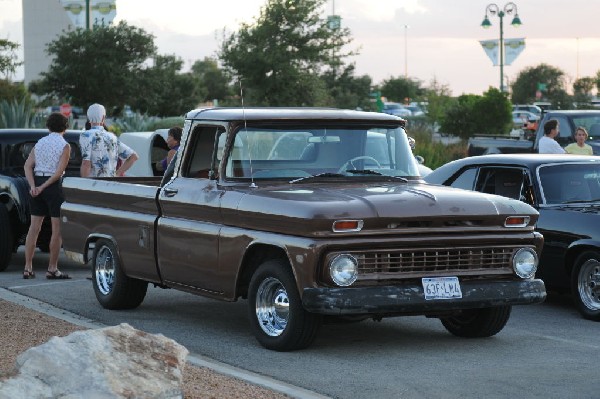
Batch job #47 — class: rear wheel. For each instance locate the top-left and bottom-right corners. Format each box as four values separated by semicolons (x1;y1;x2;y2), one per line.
248;259;321;351
441;306;511;338
571;251;600;321
0;204;13;271
92;239;148;309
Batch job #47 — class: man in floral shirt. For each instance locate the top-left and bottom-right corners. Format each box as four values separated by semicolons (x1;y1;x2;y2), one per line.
80;103;138;177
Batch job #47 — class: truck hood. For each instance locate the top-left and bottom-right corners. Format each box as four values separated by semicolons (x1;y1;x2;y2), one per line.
231;182;538;236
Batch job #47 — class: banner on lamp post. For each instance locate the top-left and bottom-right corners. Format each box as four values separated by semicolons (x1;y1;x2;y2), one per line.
479;39;499;66
60;0;87;28
504;38;526;65
90;0;117;27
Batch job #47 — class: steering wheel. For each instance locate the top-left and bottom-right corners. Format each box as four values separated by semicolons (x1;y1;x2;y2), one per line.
338;156;382;173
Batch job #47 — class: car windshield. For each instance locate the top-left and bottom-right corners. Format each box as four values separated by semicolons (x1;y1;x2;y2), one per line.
218;125;420;180
538;163;600;205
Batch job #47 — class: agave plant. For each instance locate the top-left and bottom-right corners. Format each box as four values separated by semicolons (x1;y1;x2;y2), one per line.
111;112;160;133
0;97;42;128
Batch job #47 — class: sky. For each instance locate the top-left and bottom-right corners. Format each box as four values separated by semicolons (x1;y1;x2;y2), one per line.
1;0;600;96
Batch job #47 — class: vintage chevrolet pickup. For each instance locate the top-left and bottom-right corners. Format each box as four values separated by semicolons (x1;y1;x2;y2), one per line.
60;107;546;351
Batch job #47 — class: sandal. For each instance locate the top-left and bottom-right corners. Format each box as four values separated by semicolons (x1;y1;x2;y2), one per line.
46;270;71;280
23;270;35;279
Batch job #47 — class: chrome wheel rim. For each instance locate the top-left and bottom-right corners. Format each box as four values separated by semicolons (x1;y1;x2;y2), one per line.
95;246;115;296
255;277;289;337
578;259;600;311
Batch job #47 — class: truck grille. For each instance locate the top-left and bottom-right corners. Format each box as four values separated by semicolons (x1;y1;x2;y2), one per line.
354;246;516;278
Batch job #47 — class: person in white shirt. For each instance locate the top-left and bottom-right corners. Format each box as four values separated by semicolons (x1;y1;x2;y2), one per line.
538;119;566;154
23;113;72;279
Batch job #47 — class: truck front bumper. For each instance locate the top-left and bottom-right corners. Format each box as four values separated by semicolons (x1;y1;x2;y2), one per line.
302;279;546;315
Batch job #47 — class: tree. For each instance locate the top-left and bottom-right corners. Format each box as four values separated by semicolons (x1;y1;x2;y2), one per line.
440;88;511;139
0;38;22;79
134;55;200;116
30;22;156;112
573;76;596;108
190;57;232;104
423;77;453;126
380;76;424;105
321;64;374;110
219;0;355;106
511;63;568;107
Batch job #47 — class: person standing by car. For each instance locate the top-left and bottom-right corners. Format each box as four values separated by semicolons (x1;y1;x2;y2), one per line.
538;119;566;154
156;126;182;173
80;103;138;177
23;113;71;279
565;127;593;155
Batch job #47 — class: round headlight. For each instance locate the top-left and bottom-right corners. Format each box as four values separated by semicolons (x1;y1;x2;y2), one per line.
513;248;538;278
329;254;358;286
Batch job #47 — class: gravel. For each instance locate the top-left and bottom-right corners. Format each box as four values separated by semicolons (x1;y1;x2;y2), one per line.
0;298;289;398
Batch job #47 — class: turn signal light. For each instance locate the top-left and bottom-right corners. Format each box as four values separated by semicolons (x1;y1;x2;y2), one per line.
504;216;530;228
332;220;364;232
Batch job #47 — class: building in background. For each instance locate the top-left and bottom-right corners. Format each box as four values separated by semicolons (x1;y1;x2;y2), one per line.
22;0;116;86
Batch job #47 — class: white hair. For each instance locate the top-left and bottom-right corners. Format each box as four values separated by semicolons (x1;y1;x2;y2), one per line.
87;103;106;123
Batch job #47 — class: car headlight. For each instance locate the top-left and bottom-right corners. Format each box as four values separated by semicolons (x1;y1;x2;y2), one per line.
513;248;538;278
329;254;358;286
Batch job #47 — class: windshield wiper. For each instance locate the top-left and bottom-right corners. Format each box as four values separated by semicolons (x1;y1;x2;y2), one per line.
289;172;345;184
563;198;600;204
345;169;383;175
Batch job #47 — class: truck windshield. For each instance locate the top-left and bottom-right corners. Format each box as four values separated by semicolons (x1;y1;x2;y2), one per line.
219;126;420;180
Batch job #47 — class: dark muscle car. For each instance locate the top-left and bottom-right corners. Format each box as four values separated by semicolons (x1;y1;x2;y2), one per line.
0;129;82;270
425;153;600;321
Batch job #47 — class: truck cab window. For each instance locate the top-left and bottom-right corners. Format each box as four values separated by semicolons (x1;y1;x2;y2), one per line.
183;126;220;179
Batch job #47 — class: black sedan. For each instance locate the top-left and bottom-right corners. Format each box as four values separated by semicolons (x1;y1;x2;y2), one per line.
425;154;600;321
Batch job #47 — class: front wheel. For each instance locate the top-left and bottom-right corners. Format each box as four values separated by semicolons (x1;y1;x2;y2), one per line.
0;204;13;271
441;306;511;338
92;238;148;310
248;259;322;351
571;251;600;321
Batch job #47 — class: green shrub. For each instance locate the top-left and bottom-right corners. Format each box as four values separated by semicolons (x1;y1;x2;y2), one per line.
407;123;467;170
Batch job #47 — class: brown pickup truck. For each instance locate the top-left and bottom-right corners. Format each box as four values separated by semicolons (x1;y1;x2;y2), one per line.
60;107;546;351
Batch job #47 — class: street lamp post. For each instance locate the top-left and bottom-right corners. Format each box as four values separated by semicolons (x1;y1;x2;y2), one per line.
481;2;522;92
403;25;409;79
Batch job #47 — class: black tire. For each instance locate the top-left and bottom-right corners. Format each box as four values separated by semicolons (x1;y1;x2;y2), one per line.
0;204;13;271
571;251;600;321
248;259;322;351
92;238;148;310
441;306;511;338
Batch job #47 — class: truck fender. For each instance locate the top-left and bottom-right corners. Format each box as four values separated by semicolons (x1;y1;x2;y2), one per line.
84;233;120;264
235;242;294;299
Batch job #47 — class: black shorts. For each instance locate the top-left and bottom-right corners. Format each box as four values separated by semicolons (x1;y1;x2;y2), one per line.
29;177;64;218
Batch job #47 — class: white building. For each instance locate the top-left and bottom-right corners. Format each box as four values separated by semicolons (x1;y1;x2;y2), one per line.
22;0;116;86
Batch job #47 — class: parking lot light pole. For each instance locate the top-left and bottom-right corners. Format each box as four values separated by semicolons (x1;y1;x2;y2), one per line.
481;2;522;92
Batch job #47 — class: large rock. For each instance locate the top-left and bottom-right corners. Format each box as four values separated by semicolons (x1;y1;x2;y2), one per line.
0;323;188;398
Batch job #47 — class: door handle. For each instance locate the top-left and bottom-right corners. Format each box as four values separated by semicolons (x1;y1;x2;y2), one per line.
163;187;178;197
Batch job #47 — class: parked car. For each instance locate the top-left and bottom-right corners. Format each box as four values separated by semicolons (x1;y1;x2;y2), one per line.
424;153;600;321
60;108;545;351
0;129;82;270
513;104;542;117
118;129;169;177
382;102;412;118
468;110;600;156
512;110;539;130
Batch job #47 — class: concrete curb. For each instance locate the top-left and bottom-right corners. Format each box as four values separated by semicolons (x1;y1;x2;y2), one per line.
0;288;329;399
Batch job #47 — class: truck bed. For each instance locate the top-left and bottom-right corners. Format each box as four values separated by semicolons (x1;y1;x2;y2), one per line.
61;176;163;283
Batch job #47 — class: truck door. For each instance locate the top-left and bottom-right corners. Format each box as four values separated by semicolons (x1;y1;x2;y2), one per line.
156;124;225;295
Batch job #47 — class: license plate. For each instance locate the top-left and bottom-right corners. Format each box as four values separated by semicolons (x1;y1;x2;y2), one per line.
422;277;462;300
